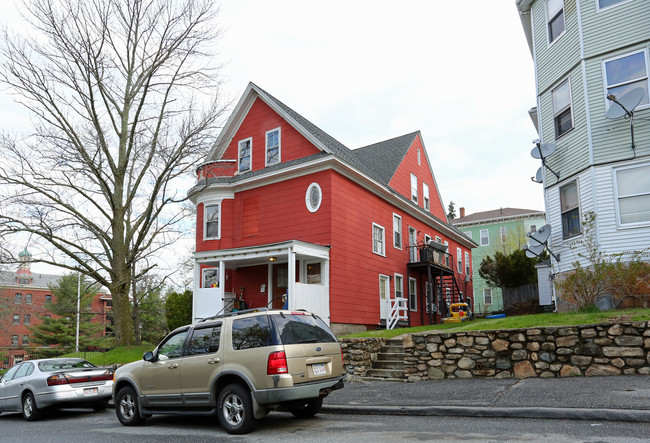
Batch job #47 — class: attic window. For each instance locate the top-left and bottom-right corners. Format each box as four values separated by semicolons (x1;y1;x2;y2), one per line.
417;149;421;165
266;128;280;166
410;174;418;204
238;138;251;172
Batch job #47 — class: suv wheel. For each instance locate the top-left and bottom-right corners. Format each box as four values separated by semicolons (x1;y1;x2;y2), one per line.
115;386;146;426
217;383;257;434
22;392;42;421
288;397;323;418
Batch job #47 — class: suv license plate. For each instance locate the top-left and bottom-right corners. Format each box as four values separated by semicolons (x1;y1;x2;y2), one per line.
84;387;98;396
312;363;326;376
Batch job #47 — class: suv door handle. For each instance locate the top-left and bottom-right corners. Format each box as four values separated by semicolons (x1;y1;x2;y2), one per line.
167;364;178;369
208;358;220;364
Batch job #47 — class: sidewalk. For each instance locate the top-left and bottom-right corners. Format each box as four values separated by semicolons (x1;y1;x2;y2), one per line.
322;375;650;422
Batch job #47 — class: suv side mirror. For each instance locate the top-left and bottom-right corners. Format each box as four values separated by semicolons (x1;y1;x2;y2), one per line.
143;351;156;362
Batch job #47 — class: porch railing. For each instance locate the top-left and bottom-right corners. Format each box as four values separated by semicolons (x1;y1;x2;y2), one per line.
386;297;408;330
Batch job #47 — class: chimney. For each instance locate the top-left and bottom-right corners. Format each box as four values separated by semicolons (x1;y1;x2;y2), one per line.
460;207;465;218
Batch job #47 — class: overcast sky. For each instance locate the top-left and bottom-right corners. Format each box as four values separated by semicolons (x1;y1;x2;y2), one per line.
2;1;544;274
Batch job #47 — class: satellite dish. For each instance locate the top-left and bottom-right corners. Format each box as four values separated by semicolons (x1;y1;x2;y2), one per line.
531;167;543;184
530;143;556;159
606;88;644;119
530;224;552;244
525;243;545;258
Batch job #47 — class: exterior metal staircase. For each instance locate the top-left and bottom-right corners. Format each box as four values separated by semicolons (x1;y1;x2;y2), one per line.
365;338;406;381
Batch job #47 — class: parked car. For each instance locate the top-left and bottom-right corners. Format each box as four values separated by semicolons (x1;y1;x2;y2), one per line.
113;308;345;434
0;358;114;420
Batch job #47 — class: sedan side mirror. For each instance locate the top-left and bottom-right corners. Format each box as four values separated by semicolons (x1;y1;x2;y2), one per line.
143;351;156;362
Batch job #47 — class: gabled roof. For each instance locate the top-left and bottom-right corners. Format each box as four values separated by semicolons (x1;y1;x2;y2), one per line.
352;132;420;185
451;207;545;225
0;270;60;288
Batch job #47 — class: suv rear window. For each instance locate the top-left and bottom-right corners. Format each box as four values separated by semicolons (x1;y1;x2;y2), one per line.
271;314;337;344
232;316;273;350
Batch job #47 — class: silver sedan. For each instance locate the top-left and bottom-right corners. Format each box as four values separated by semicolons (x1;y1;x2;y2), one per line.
0;358;114;420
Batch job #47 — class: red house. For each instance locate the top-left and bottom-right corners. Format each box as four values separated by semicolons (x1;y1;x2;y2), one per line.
189;83;476;334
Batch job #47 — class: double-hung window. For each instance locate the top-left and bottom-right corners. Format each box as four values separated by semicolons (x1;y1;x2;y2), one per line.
24;314;30;325
604;50;649;109
480;229;489;246
423;183;430;211
546;0;565;44
465;251;470;275
614;163;650;226
204;203;220;239
13;314;20;325
410;174;418;204
265;128;280;166
552;79;573;137
408;278;417;311
394;274;403;300
238;138;252;172
456;248;463;274
500;226;507;244
393;214;402;249
560;181;581;238
372;223;385;256
15;293;21;304
484;288;492;305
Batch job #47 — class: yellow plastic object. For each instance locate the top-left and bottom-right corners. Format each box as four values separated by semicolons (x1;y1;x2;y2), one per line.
442;303;471;324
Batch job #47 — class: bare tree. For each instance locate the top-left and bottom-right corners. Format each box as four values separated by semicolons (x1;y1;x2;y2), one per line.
0;0;227;345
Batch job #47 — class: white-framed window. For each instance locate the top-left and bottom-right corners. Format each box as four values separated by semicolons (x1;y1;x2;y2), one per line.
463;231;472;240
604;49;649;110
408;226;417;262
560;180;581;238
11;335;18;345
265;128;281;166
417;149;421;165
394;274;403;300
238;137;252;172
408;277;417;311
202;267;219;288
423;183;430;211
465;251;470;275
305;182;322;213
552;79;573;138
372;223;385;256
500;226;507;244
424;234;432;245
410;174;418;204
546;0;565;44
480;229;489;246
530;224;537;234
483;288;492;305
393;214;402;249
597;0;632;12
457;247;463;274
444;241;450;267
13;314;20;325
22;335;29;345
305;261;322;284
614;163;650;226
204;203;220;239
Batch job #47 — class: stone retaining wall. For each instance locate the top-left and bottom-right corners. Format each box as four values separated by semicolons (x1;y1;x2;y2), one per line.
340;321;650;380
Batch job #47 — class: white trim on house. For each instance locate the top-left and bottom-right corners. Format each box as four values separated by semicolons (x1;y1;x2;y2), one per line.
372;223;386;257
596;0;634;13
480;229;489;246
545;0;566;47
238;137;252;173
394;273;404;300
423;183;430;211
410;173;418;204
552;78;574;139
408;277;417;312
305;182;322;213
602;48;650;113
203;202;221;240
483;288;492;305
393;213;402;250
612;161;650;229
456;247;463;274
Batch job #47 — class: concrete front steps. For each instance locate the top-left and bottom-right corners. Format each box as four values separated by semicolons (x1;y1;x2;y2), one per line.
364;338;407;381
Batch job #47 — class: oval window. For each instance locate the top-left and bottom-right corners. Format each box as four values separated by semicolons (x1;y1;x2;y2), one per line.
305;183;322;213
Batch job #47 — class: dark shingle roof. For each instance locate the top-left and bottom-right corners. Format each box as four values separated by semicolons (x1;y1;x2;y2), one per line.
451;207;545;225
352;132;419;185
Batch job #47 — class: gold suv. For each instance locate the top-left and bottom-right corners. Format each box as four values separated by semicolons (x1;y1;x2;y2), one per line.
112;309;345;434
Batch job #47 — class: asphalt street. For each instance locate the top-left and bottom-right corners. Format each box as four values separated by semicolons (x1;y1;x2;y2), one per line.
322;375;650;422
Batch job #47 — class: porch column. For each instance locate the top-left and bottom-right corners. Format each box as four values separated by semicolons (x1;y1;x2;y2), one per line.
267;264;273;306
219;260;226;311
287;246;296;310
192;260;200;321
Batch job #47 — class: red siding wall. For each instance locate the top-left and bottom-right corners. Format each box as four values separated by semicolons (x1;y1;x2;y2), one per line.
389;134;447;221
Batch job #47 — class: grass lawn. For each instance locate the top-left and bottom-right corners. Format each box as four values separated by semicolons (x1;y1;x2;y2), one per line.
86;345;152;366
339;308;650;339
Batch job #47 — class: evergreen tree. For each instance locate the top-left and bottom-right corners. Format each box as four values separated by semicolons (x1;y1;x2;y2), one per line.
447;201;457;219
165;290;193;331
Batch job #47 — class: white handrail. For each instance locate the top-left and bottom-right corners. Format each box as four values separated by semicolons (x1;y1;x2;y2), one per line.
386;297;408;330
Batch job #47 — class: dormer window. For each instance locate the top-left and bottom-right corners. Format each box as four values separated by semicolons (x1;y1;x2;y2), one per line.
266;128;280;166
238;138;251;172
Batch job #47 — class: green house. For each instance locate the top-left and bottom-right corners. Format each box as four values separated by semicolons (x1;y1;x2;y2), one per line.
451;207;546;314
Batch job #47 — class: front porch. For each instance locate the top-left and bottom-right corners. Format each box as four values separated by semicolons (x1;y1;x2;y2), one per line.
193;240;331;323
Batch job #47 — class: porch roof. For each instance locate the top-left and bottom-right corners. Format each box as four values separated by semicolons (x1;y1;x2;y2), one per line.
194;240;330;269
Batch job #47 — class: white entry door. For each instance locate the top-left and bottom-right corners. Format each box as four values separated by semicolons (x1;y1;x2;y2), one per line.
379;274;390;319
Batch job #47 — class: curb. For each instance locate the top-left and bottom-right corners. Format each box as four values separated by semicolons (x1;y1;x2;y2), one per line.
321;405;650;423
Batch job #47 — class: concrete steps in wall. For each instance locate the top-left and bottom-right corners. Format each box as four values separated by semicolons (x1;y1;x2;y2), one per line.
364;338;407;380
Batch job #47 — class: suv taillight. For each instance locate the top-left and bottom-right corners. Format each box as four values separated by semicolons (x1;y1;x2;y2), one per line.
267;351;288;375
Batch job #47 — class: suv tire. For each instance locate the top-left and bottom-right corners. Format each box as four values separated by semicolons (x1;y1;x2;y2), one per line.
115;386;146;426
217;383;257;434
288;397;323;418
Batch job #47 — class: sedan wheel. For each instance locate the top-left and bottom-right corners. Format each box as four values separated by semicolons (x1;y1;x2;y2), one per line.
22;392;42;421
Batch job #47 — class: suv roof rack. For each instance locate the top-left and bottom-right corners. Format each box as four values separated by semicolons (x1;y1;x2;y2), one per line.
198;307;269;323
